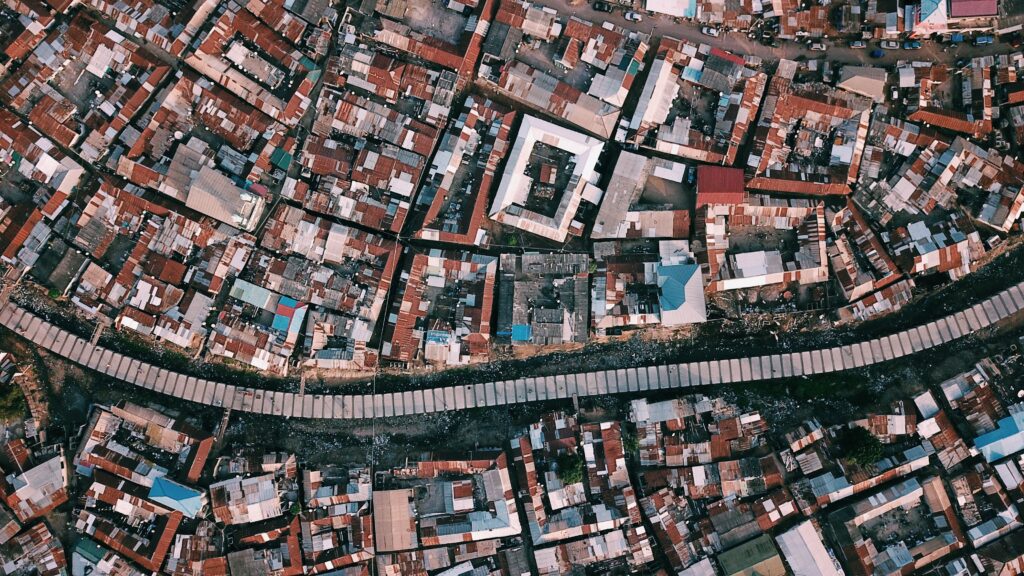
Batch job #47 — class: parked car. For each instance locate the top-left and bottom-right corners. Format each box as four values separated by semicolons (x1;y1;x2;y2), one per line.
624;10;642;21
700;26;721;37
880;40;900;49
974;35;994;45
870;49;885;58
810;42;827;51
593;1;613;11
849;40;867;48
902;40;922;49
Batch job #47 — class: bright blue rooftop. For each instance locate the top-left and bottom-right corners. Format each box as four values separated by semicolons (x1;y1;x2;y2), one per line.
657;263;699;312
511;324;532;342
975;411;1024;462
149;476;205;518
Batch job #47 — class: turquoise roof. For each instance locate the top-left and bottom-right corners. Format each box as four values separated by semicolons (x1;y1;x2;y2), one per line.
511;324;532;342
75;538;107;564
270;148;292;171
149;476;205;518
657;263;699;312
919;0;943;21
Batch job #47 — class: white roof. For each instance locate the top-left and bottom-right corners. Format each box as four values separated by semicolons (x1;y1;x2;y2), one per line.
898;66;918;88
631;58;676;129
490;115;604;242
86;44;115;78
186;166;265;232
645;0;695;17
680;558;717;576
776;520;845;576
735;250;784;277
913;390;940;418
837;66;888;102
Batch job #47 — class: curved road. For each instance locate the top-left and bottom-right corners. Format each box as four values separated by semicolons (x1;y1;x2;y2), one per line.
2;281;1022;419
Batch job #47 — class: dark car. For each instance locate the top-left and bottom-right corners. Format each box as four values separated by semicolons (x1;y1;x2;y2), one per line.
593;1;613;12
870;49;885;58
902;40;922;49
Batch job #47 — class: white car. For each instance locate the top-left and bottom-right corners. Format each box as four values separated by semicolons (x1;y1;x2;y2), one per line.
810;42;827;51
881;40;900;49
701;26;721;37
624;11;642;21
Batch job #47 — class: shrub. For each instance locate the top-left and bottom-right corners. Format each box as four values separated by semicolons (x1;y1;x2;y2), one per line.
0;385;26;421
834;425;883;467
556;452;584;485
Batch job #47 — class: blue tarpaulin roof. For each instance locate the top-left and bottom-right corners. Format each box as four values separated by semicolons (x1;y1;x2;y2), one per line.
511;324;532;342
272;297;306;335
682;67;702;84
149;476;205;518
426;330;451;344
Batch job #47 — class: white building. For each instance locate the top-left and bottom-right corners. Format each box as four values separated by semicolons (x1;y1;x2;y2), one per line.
776;520;845;576
490;115;604;242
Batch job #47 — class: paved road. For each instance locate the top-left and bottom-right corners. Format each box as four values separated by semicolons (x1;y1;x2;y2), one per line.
2;281;1022;419
534;0;1013;67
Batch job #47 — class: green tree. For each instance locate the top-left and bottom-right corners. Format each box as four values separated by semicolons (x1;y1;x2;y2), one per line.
834;426;883;467
622;430;639;457
556;452;584;485
0;385;26;420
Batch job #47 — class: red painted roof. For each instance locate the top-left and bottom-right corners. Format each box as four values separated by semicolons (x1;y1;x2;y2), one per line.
710;47;745;67
0;206;42;260
949;0;997;17
696;166;746;207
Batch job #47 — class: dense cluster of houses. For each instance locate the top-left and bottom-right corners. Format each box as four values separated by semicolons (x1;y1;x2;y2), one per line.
0;0;1021;378
0;0;1023;571
6;349;1024;575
